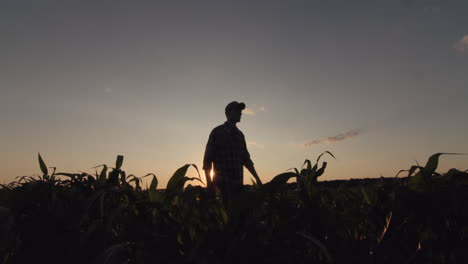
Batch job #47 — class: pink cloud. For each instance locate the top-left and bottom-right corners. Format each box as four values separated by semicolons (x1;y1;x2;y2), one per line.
305;129;361;147
243;108;255;116
454;35;468;53
248;141;264;149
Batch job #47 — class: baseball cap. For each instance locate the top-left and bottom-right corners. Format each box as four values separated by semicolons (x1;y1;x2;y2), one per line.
225;101;246;113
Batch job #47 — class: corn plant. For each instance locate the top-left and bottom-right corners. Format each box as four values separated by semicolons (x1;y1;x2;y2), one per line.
1;152;467;264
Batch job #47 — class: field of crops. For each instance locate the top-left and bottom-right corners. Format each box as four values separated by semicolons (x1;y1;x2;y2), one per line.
1;152;467;264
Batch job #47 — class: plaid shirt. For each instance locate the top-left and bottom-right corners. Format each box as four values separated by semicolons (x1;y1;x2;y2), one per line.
203;121;254;188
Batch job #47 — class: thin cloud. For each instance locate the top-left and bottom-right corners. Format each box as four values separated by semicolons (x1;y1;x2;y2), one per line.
454;35;468;53
305;129;361;147
248;141;265;149
104;87;113;93
243;108;255;116
260;106;267;112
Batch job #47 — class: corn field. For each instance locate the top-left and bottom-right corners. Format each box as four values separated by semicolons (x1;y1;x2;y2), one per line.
1;152;467;264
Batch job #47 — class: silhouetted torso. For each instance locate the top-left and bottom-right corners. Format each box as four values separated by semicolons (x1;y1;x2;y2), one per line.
203;121;253;193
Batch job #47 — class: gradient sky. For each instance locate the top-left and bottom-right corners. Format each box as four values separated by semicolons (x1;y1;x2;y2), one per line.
2;0;468;188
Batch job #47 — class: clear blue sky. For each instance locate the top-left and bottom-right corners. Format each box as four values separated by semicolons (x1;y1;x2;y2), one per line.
1;0;467;187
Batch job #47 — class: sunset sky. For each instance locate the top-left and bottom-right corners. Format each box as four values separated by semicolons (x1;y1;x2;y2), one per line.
2;0;467;188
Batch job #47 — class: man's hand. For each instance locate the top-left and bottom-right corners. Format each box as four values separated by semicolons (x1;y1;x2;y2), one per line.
246;164;262;186
255;176;263;186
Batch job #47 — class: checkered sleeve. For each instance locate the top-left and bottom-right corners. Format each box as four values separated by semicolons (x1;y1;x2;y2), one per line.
203;129;216;170
241;132;254;168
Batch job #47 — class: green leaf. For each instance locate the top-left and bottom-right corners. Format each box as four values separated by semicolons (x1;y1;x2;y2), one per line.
50;167;56;178
115;155;124;170
361;186;372;205
316;151;336;164
140;173;156;179
149;175;159;202
166;164;191;192
396;165;422;178
38;153;48;176
293;168;300;175
265;172;297;192
286;167;300;174
445;168;464;178
423;153;463;176
184;176;204;185
315;162;328;179
54;172;78;177
150;175;158;190
407;171;424;190
377;212;392;243
407;165;422;177
135;179;140;190
311;163;318;174
120;170;126;184
127;175;142;189
99;165;108;182
108;169;119;185
191;164;202;180
395;169;406;178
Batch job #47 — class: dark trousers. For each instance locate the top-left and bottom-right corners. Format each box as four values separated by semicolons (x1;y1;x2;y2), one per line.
213;175;242;209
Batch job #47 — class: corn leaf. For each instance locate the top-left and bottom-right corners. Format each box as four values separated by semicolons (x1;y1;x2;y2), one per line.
148;175;159;202
166;164;191;192
316;151;336;164
99;165;108;182
266;172;297;191
315;162;328;178
38;153;48;176
150;175;158;190
424;153;463;176
302;159;312;170
115;155;124;170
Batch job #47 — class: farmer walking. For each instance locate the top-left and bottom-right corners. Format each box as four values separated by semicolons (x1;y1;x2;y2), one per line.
203;101;262;204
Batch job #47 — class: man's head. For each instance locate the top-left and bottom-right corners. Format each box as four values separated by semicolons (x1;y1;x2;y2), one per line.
225;101;245;123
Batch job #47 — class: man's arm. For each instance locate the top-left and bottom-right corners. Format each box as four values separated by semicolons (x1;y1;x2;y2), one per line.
245;163;262;186
241;133;262;185
203;130;216;188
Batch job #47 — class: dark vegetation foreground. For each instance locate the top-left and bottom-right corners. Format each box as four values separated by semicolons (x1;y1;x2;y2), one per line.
1;153;467;264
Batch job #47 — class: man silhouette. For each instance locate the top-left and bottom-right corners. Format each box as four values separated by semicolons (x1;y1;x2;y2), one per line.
203;101;262;201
